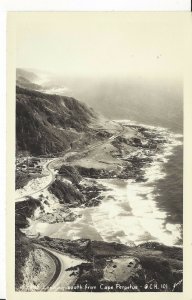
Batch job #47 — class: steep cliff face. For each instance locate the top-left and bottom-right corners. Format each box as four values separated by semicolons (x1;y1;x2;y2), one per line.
16;86;97;155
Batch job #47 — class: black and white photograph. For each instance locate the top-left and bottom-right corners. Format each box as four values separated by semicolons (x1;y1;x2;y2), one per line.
10;12;186;294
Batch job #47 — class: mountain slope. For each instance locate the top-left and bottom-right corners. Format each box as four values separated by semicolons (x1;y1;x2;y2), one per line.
16;86;97;155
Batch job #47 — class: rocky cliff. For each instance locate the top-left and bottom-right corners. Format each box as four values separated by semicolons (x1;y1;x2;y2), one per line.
16;86;97;155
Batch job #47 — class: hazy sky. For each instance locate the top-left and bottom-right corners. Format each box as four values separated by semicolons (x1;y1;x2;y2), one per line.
14;12;185;80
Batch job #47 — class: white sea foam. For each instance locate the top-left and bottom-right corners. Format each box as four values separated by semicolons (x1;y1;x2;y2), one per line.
89;122;183;246
24;120;183;247
87;177;182;247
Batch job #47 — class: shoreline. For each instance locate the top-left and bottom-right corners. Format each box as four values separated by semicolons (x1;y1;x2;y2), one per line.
15;119;183;291
16;120;183;245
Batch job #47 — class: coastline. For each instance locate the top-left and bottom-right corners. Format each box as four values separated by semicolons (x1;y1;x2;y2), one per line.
15;119;183;291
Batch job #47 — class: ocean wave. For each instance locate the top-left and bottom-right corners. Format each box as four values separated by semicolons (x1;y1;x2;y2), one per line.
25;119;183;247
90;120;183;246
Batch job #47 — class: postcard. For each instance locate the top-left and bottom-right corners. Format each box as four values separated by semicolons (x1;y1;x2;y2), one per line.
6;12;192;300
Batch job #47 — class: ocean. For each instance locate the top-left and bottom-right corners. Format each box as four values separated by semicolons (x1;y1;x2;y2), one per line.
80;79;183;246
24;120;183;247
53;78;183;242
87;121;183;247
28;77;184;246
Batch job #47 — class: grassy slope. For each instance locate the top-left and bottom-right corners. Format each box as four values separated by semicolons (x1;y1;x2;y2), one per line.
16;86;96;155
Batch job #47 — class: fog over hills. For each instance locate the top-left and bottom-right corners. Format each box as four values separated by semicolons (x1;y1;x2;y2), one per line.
16;68;183;133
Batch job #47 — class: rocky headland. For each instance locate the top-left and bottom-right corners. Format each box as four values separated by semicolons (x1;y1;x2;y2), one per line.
15;82;182;292
15;120;183;292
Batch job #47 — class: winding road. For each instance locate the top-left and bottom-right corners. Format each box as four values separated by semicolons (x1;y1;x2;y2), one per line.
16;121;125;290
16;122;124;203
34;244;87;292
15;152;71;202
35;245;62;291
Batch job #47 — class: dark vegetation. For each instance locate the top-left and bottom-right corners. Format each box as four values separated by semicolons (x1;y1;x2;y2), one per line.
51;164;107;207
16;171;41;189
33;238;129;260
76;166;112;178
78;182;108;207
34;237;183;292
58;165;82;185
48;179;84;206
15;197;43;228
16;171;31;190
49;174;107;207
15;229;34;290
16;86;96;155
76;163;147;182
